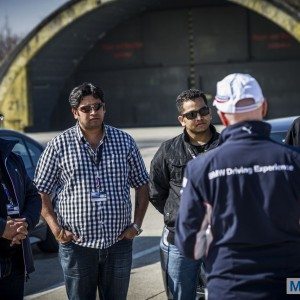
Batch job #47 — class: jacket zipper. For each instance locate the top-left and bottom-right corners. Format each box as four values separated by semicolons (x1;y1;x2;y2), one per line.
4;157;29;280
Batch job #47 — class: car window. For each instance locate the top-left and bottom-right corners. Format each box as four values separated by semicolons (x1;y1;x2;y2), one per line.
24;140;43;167
0;136;33;169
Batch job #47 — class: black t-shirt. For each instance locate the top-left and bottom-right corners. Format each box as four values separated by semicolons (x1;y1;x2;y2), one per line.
192;144;206;154
190;141;214;155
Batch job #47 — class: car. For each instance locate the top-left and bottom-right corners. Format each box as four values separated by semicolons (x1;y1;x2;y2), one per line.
0;128;58;253
267;116;299;143
160;115;299;299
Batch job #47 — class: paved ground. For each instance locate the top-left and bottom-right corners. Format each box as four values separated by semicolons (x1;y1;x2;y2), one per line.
27;126;184;147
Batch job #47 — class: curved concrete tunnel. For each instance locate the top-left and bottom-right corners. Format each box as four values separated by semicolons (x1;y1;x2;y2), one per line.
0;0;300;132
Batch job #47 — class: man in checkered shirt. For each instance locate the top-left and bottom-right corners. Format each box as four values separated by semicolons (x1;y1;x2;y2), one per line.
34;82;149;300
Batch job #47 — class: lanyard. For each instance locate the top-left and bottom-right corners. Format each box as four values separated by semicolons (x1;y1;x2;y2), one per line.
95;171;101;191
1;182;14;205
83;141;104;192
187;147;197;159
84;142;103;166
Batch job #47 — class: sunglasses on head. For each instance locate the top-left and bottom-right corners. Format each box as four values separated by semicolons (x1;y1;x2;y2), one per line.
78;103;104;113
182;106;210;120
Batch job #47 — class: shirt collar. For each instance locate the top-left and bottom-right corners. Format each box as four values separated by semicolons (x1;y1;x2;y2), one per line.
75;122;108;145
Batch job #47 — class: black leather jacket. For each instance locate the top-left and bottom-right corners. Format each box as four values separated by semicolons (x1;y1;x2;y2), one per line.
0;138;41;276
149;125;219;235
285;117;300;147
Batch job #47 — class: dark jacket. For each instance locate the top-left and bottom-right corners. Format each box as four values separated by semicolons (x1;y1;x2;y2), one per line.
285;117;300;146
149;125;219;233
176;121;300;299
0;138;41;275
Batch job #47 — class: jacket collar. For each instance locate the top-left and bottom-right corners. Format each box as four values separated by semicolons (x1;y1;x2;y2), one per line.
219;120;271;145
183;124;220;146
0;138;17;160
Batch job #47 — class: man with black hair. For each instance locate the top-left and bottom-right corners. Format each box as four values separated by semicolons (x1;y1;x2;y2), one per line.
34;82;149;300
149;89;219;299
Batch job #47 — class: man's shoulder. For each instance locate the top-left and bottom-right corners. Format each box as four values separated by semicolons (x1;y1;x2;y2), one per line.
291;117;300;132
105;125;134;141
277;140;300;156
47;126;76;147
105;125;138;150
294;117;300;125
159;133;184;150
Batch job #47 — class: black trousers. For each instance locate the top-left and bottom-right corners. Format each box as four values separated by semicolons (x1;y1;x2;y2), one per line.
0;254;25;300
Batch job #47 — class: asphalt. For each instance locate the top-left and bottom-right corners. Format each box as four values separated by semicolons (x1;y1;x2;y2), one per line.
27;126;185;146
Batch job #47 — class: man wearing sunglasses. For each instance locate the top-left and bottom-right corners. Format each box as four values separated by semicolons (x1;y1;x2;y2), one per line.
149;89;219;299
34;82;149;300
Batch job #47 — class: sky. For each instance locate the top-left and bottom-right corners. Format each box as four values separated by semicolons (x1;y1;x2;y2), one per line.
0;0;69;37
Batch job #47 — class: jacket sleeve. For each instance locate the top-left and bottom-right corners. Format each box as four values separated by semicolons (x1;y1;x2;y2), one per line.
175;162;206;259
285;117;300;147
18;157;42;231
0;217;6;237
149;144;170;214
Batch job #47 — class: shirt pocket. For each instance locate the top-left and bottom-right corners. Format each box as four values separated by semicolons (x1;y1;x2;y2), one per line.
104;153;129;187
169;159;187;186
60;158;82;183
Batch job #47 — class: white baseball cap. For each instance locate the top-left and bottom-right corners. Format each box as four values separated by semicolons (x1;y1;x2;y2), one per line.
213;73;264;113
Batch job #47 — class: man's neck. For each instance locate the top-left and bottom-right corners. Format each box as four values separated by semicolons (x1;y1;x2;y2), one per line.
80;126;104;150
186;128;213;146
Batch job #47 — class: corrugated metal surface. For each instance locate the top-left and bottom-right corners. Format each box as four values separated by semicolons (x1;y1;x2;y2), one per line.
0;0;299;131
61;3;299;128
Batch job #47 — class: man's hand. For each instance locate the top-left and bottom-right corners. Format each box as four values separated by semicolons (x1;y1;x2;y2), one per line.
118;225;138;240
2;218;28;245
40;193;79;245
54;227;78;244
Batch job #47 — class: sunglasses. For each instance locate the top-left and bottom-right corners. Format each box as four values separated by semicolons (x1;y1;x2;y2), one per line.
182;106;210;120
78;103;104;113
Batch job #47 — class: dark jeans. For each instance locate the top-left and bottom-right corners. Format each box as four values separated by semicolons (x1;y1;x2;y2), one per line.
0;255;25;300
59;239;133;300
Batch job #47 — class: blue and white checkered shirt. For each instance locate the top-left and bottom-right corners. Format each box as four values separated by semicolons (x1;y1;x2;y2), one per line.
34;123;149;249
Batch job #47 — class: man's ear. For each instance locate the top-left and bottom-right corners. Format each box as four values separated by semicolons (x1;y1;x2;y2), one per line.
217;111;229;126
178;115;185;127
262;100;268;118
72;108;78;120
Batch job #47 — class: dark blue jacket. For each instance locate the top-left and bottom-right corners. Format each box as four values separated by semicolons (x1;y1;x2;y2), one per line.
0;138;41;275
175;121;300;299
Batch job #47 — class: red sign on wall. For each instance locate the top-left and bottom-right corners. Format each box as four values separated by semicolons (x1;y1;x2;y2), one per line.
101;41;143;60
